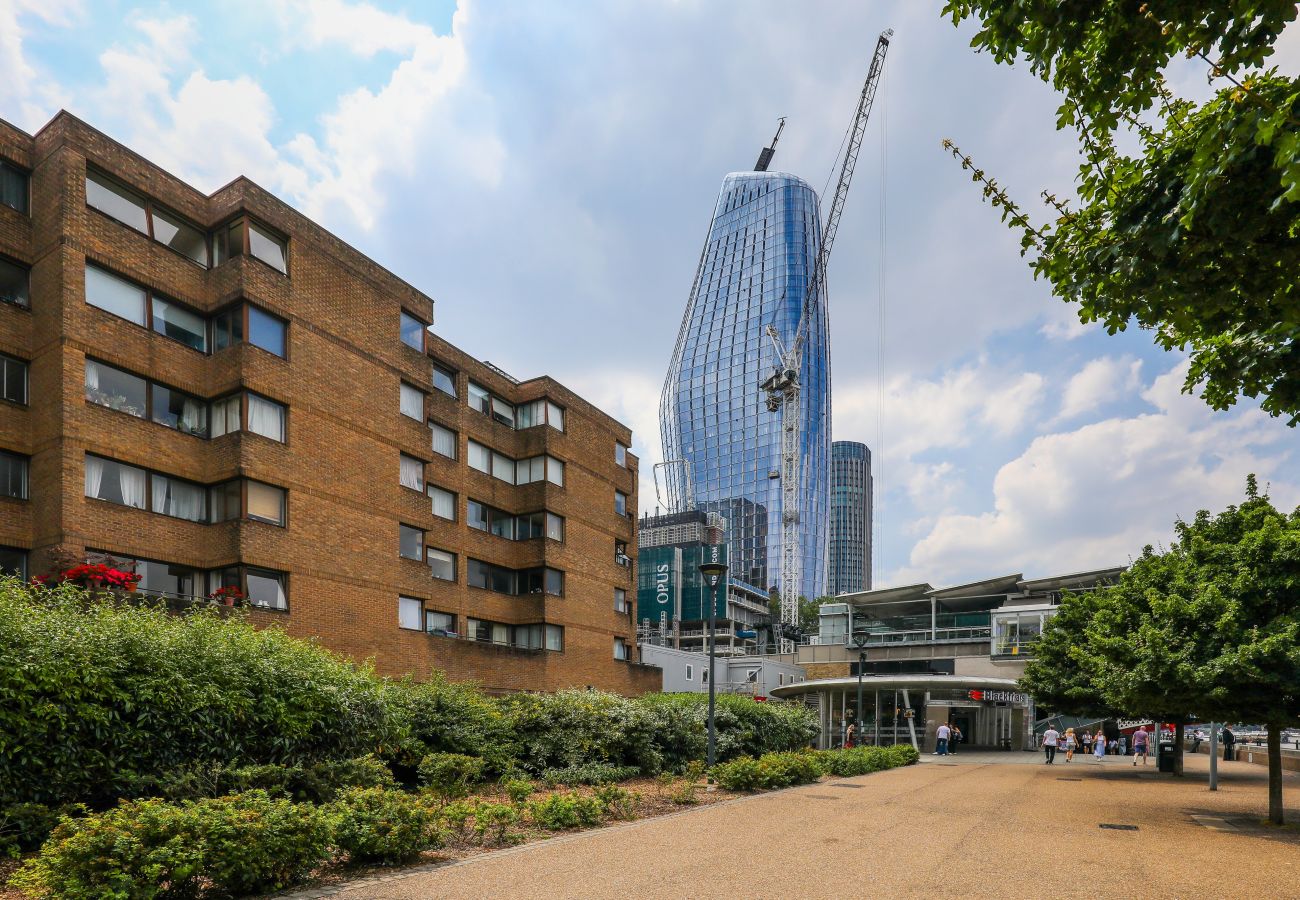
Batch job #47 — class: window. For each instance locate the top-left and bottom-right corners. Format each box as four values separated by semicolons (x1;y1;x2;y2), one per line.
467;382;491;416
428;485;455;520
516;399;543;429
546;513;564;542
246;481;287;526
467;440;490;474
545;568;563;596
400;382;424;420
247;394;286;442
84;455;146;509
546;457;564;486
467;559;516;594
98;555;201;600
432;364;457;397
615;588;628;613
615;540;630;567
0;161;28;215
211;395;241;438
426;610;456;636
244;567;288;610
547;401;564;431
702;669;709;684
685;664;694;681
208;481;241;523
399;596;423;631
214;217;288;274
151;384;208;437
212;307;242;350
429;421;456;458
426;548;455;581
0;451;28;500
400;454;424;491
0;547;27;579
615;490;628;516
491;450;514;483
85;360;147;417
85;265;145;325
152;298;207;351
616;442;628;467
151;206;208;266
0;354;24;405
85;170;147;233
516;456;545;485
400;311;425;351
248;306;286;357
150;474;207;522
0;258;28;308
399;524;424;561
545;624;563;652
467;502;556;542
614;638;629;661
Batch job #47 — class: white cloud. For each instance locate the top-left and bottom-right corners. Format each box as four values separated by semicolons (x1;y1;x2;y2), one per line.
0;0;80;130
1055;356;1142;422
890;359;1300;587
273;0;437;56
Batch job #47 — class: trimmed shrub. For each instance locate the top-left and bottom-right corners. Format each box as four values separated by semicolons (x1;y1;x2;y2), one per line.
9;791;329;898
528;792;604;830
635;693;820;769
471;801;522;846
884;744;920;767
712;751;823;792
383;675;516;774
503;690;661;775
329;787;444;865
815;747;890;777
539;763;638;787
711;756;764;792
418;753;485;800
0;579;394;810
502;778;535;805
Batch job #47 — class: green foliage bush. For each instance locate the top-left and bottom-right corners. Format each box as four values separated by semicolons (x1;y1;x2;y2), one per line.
716;745;918;792
635;693;819;769
527;791;604;830
0;579;394;810
0;803;78;859
383;674;516;774
593;785;640;820
9;790;330;899
502;778;535;805
710;756;766;792
417;753;485;800
539;762;639;787
471;801;522;845
503;690;662;774
328;787;444;865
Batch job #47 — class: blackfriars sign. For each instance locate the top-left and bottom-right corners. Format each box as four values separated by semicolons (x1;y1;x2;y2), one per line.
968;689;1029;704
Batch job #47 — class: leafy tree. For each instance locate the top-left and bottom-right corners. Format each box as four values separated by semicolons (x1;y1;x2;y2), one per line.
801;596;829;634
1019;588;1110;719
942;1;1300;424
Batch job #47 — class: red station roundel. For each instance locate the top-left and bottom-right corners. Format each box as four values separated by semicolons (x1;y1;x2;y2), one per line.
967;690;985;701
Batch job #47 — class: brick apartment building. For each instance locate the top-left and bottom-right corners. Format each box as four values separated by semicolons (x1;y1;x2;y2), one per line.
0;111;659;695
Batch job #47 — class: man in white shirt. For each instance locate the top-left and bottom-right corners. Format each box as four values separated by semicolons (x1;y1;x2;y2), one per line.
935;722;951;756
1042;726;1060;764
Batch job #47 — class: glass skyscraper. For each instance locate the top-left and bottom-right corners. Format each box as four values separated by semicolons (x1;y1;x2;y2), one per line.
829;440;872;595
660;171;830;599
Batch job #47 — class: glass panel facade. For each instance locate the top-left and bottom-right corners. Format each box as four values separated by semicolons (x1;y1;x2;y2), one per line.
828;441;872;594
659;171;830;596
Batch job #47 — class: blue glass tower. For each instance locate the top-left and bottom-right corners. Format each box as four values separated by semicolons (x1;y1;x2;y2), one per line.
660;171;830;599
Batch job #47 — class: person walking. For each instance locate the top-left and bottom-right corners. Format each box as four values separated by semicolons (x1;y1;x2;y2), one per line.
935;722;951;756
1222;726;1236;762
845;722;856;749
1192;729;1204;753
1132;726;1150;766
1042;726;1060;764
950;724;962;755
1065;727;1077;762
1082;730;1093;755
1093;730;1107;761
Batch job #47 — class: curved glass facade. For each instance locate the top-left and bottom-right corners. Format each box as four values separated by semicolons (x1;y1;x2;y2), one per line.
660;171;830;599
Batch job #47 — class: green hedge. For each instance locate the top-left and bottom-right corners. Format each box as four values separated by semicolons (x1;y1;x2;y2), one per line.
713;744;919;792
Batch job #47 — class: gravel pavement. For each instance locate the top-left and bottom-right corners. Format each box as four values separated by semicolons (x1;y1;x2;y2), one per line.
310;752;1300;899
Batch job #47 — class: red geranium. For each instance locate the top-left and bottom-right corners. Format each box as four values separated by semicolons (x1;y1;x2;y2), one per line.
208;585;245;606
38;563;141;592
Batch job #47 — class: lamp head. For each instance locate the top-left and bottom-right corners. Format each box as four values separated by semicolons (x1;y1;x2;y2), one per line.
697;562;728;580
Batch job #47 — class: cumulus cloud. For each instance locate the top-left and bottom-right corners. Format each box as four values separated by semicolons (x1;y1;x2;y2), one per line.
1054;356;1142;422
890;359;1300;587
0;0;80;129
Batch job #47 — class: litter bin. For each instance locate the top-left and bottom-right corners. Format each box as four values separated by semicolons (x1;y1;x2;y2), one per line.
1157;740;1176;773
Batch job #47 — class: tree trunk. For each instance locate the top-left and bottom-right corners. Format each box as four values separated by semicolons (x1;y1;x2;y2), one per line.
1268;723;1284;826
1173;721;1184;776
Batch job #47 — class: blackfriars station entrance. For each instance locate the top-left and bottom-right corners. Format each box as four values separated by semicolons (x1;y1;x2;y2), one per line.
769;675;1035;752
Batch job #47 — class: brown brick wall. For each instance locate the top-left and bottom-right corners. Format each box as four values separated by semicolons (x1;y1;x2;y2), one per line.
0;111;659;696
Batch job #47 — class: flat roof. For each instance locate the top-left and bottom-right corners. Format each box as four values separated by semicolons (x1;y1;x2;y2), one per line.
771;674;1025;699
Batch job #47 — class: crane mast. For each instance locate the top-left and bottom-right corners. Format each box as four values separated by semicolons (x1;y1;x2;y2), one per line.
761;28;892;653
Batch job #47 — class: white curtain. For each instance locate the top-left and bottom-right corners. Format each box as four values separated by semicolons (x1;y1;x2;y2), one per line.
400;384;424;419
400;455;423;490
173;481;204;521
248;395;284;442
85;360;100;393
152;476;169;514
430;486;454;519
120;465;146;509
180;398;204;434
84;455;103;498
430;423;455;458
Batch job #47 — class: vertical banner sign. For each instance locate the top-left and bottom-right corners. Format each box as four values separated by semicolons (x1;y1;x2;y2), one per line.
704;543;727;617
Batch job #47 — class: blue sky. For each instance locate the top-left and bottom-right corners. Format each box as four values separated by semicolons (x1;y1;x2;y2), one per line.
6;0;1298;588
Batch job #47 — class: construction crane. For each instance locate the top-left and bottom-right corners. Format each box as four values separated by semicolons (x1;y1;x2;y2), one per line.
761;28;892;654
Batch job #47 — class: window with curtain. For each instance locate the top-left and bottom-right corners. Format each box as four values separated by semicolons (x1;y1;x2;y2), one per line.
431;364;457;397
399;524;423;560
615;490;628;516
151;384;208;437
428;485;455;520
210;395;241;438
151;298;207;352
426;548;455;581
614;638;629;660
85;265;146;325
0;258;28;308
615;588;628;613
400;311;425;351
245;567;288;610
400;382;424;420
467;382;490;415
0;450;28;499
398;596;423;631
85;359;147;417
151;474;206;523
246;481;286;526
546;513;564;542
85;170;148;233
546;402;565;431
544;569;563;597
84;455;146;509
0;161;28;215
247;394;286;442
248;306;286;357
516;399;543;428
400;454;424;491
545;624;563;651
490;451;514;483
0;354;26;405
546;457;564;486
429;421;456;458
212;307;242;350
426;610;455;635
467;441;490;474
516;456;545;484
208;480;240;523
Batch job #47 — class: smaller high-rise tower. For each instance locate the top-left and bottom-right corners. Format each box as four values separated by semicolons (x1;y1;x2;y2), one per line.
828;441;872;595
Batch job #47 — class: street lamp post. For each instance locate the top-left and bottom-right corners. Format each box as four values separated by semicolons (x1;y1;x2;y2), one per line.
698;556;728;772
849;637;867;747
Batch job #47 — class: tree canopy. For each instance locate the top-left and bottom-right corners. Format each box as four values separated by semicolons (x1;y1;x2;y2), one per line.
942;1;1300;424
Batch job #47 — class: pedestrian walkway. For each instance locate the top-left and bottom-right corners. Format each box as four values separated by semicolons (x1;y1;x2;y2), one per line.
307;754;1300;899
